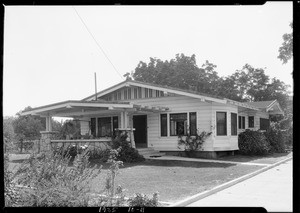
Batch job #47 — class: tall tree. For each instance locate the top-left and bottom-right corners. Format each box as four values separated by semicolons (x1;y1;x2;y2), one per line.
278;22;293;64
132;53;221;95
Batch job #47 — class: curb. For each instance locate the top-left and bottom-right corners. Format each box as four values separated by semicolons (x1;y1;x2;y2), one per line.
169;156;292;207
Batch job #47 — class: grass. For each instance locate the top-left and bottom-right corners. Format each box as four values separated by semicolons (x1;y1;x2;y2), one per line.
7;151;292;205
88;159;264;203
216;151;293;164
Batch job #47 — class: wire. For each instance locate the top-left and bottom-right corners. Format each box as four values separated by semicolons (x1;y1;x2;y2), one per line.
72;6;123;79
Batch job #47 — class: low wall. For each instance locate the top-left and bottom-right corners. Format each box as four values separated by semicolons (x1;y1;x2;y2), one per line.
50;139;112;152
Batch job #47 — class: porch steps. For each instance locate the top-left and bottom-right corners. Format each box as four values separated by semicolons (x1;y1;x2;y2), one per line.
137;147;166;158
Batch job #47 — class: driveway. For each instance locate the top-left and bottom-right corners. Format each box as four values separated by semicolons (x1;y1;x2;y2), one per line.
187;159;293;212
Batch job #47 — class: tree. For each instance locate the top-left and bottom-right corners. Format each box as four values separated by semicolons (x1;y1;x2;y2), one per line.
132;53;221;95
13;112;45;141
131;54;291;114
3;116;16;152
227;64;290;110
278;22;293;64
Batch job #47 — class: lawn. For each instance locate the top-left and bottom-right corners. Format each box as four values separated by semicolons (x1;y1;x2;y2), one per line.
7;152;291;205
216;151;293;164
88;159;264;204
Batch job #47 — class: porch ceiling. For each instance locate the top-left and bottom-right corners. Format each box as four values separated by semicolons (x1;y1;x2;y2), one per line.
20;100;169;117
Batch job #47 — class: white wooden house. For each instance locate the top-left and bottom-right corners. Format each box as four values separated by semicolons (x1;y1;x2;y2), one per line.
21;79;284;158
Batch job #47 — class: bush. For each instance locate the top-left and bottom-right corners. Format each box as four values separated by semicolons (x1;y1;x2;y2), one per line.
238;129;271;155
265;125;286;153
178;130;212;153
111;133;145;163
128;192;159;207
12;150;102;206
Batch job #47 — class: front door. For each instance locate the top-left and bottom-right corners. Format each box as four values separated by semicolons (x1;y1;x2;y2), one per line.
133;115;147;148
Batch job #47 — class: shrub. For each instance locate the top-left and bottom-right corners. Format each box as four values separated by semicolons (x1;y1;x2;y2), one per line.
4;154;21;206
128;192;159;207
238;129;271;155
265;125;286;153
12;150;102;206
111;133;145;163
178;130;212;153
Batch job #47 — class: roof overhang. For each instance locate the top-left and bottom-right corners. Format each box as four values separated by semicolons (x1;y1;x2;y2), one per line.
20;100;169;117
266;100;284;115
224;99;260;111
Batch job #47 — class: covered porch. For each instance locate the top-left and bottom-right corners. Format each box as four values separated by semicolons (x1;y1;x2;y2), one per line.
20;100;169;151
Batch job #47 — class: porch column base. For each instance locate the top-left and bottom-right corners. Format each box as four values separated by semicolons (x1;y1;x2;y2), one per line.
116;128;136;148
40;131;59;152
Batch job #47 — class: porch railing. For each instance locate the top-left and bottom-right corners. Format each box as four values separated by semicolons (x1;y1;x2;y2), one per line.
50;138;112;152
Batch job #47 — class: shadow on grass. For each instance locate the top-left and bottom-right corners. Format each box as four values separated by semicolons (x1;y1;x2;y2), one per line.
217;151;292;163
89;159;236;169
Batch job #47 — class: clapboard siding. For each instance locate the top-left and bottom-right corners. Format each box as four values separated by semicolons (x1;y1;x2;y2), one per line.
132;95;219;151
254;111;269;130
211;103;239;151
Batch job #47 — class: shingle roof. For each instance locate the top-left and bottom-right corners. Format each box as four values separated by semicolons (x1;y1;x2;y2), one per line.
246;100;276;109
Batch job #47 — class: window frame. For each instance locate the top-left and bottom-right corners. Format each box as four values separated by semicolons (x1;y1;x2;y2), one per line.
231;113;237;136
238;115;245;129
216;111;227;136
160;114;168;137
259;118;270;131
248;116;254;128
138;87;142;98
169;113;188;136
97;117;112;137
189;112;197;136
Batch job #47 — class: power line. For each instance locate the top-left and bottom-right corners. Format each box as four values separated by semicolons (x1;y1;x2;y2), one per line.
72;6;123;79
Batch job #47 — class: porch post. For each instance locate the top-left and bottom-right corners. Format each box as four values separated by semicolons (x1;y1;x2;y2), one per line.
117;110;136;148
40;116;56;152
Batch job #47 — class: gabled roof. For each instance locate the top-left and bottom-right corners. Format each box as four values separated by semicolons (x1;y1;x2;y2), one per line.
82;79;228;103
247;100;284;115
82;79;263;110
246;100;276;109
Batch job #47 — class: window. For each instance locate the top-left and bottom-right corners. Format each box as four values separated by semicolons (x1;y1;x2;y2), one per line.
97;117;111;137
216;112;227;136
114;93;117;101
238;116;245;129
134;88;138;99
170;113;187;136
249;116;254;128
189;112;197;136
149;89;153;98
160;91;164;97
231;113;237;136
160;114;167;136
138;87;142;98
90;118;96;137
145;88;149;98
128;88;131;99
260;118;270;130
124;89;128;100
156;90;160;97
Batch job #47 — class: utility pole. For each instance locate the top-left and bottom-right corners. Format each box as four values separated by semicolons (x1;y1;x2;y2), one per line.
94;72;97;101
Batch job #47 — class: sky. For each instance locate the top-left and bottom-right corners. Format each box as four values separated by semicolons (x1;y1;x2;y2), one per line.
3;2;293;119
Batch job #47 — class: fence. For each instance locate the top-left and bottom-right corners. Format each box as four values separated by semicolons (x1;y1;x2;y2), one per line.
50;139;112;153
